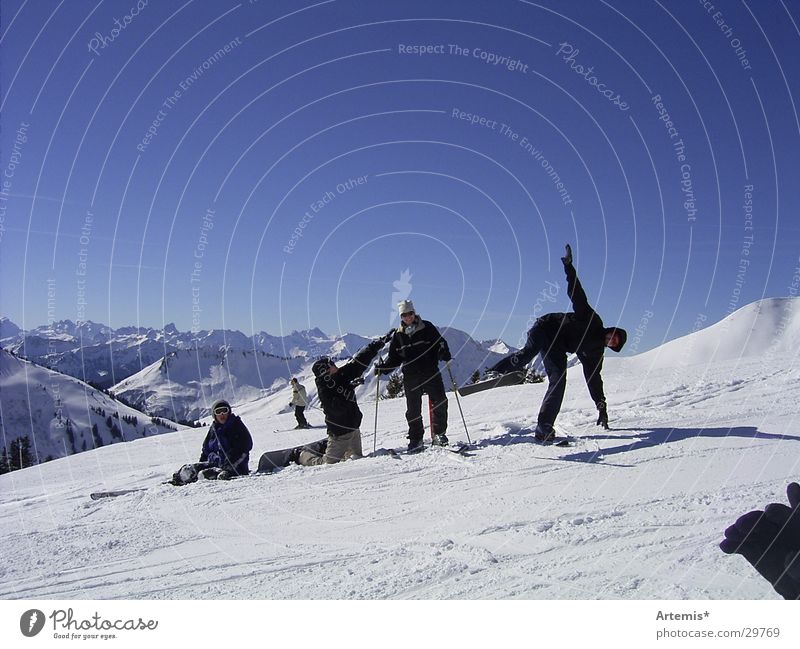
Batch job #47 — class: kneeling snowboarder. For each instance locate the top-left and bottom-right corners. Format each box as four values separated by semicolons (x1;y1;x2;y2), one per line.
296;334;391;466
489;245;626;441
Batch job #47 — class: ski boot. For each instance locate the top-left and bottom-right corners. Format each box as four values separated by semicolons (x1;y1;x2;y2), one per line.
407;437;424;454
432;433;449;447
533;425;555;443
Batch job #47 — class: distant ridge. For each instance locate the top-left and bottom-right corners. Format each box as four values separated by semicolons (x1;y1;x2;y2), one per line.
630;297;800;368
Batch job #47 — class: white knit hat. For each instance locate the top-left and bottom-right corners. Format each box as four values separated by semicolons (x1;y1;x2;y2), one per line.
397;299;415;315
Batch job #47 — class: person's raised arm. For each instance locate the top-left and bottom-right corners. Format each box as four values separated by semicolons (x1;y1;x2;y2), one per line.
562;244;594;319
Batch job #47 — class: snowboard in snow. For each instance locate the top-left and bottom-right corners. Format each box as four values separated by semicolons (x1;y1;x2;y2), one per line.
368;447;403;459
257;439;327;472
457;371;526;397
90;488;147;500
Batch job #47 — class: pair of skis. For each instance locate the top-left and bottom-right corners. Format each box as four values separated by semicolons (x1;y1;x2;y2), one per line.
374;441;477;458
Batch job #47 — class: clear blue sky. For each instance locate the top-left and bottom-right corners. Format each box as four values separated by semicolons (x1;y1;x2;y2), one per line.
1;0;799;352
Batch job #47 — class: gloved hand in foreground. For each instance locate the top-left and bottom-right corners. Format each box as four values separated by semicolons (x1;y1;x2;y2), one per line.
720;482;800;600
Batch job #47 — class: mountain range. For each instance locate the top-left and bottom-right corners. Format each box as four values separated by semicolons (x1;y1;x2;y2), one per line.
0;317;515;458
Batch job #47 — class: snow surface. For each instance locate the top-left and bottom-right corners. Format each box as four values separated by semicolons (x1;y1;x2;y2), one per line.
1;299;799;599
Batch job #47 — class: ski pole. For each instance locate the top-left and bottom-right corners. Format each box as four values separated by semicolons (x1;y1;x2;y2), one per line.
373;355;383;453
445;361;471;444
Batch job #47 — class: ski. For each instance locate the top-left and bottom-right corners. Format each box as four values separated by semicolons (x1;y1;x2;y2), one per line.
441;442;477;456
397;441;478;456
534;437;573;447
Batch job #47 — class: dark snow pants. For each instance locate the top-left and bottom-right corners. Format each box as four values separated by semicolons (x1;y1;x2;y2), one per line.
489;322;567;435
404;372;448;442
537;348;568;435
294;405;308;427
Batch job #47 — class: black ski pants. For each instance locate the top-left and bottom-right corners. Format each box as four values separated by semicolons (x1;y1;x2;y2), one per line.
294;405;308;427
404;372;448;441
490;321;567;434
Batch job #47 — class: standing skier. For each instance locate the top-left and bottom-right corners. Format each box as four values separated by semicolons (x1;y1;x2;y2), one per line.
297;335;391;466
489;245;626;441
289;377;310;429
375;300;452;452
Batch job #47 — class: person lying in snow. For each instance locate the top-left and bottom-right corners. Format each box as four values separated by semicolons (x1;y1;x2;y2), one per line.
720;482;800;599
171;399;253;485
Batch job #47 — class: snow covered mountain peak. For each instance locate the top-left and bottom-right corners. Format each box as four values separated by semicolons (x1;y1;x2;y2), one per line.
632;297;800;369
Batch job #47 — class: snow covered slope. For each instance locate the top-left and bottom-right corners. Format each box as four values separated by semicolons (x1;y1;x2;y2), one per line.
111;348;308;423
631;298;800;368
1;299;799;600
0;350;177;462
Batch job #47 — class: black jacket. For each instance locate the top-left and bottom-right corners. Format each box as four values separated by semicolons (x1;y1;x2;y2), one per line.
317;341;383;437
200;414;253;474
534;264;606;404
382;317;450;386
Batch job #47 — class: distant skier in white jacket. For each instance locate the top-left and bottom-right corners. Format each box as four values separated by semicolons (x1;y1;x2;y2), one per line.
290;378;310;429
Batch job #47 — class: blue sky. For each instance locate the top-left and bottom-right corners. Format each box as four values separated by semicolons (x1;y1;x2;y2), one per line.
1;0;799;352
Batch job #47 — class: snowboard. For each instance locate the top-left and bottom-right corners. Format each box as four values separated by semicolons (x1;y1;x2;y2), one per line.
257;438;327;472
368;447;403;459
457;371;526;397
90;488;147;500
